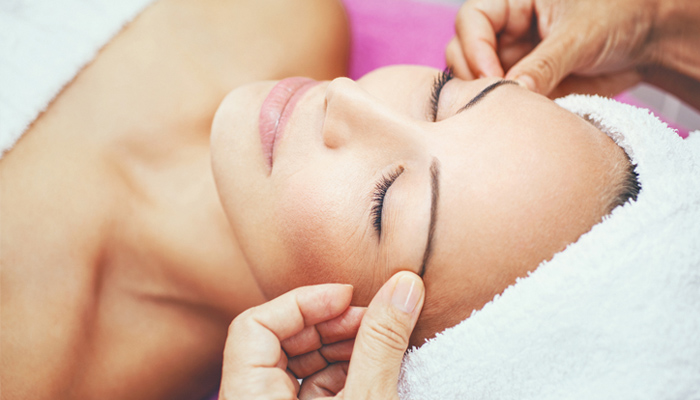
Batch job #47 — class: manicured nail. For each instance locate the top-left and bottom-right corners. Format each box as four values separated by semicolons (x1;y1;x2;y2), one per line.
515;74;536;92
391;274;422;313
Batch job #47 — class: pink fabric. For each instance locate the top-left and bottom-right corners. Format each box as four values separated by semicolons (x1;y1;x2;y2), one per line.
343;0;459;80
342;0;689;138
614;92;689;138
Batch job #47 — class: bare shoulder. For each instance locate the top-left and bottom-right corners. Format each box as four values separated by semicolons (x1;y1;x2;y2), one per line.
0;127;110;398
1;251;99;399
135;0;350;88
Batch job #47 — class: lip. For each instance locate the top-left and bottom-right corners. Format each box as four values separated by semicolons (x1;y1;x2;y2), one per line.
259;77;320;171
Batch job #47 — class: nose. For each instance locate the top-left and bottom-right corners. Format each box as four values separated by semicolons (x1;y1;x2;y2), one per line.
322;77;419;149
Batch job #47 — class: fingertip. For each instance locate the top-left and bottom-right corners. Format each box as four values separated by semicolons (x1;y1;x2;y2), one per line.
342;272;424;397
340;283;354;297
390;273;424;315
478;55;505;79
446;38;472;80
293;283;355;327
374;271;424;319
457;0;507;79
512;74;537;92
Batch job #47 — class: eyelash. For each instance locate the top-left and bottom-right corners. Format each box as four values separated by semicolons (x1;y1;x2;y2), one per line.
430;68;454;122
369;69;451;238
371;166;404;237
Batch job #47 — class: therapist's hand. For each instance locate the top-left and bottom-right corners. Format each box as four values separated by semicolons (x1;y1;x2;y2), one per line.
446;0;700;101
219;271;425;400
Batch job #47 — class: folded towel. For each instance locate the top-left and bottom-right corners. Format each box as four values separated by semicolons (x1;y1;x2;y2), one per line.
399;95;700;400
0;0;154;158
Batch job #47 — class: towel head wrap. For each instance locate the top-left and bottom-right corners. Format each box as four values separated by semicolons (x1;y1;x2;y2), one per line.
398;94;700;400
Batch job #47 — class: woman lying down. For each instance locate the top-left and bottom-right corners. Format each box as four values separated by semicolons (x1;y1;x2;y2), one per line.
211;67;641;346
1;0;646;399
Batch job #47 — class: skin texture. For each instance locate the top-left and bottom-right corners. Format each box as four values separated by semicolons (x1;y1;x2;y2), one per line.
446;0;700;108
211;65;629;346
219;272;425;399
0;0;348;399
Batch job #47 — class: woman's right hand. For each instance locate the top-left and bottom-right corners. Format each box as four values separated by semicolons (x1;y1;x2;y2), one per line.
446;0;700;104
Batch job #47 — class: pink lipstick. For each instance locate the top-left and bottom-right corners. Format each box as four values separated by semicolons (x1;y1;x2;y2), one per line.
259;77;319;170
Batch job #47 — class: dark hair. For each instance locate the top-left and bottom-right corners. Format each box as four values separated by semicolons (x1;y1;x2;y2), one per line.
578;113;642;212
608;158;641;211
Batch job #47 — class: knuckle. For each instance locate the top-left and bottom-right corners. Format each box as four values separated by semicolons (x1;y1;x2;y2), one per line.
228;308;255;336
455;13;466;31
532;55;558;79
446;38;462;56
445;46;456;65
362;317;409;354
455;2;477;32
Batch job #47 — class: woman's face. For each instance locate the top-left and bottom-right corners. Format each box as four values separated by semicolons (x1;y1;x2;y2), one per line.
211;66;626;344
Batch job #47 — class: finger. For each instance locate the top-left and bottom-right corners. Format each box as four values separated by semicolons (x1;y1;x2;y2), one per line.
220;367;296;400
317;306;365;344
286;339;354;379
319;339;355;363
281;305;363;359
498;39;538;72
445;37;473;80
505;26;587;95
298;362;349;400
253;283;354;341
282;305;363;359
497;0;536;44
287;349;329;379
226;284;353;369
456;0;507;78
286;369;301;394
286;339;355;378
344;271;425;400
281;325;322;357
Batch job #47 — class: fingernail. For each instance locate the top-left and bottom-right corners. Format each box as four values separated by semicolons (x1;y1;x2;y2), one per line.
515;75;536;92
391;275;422;314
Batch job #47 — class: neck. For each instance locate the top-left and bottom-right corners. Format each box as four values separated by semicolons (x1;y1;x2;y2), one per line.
103;118;265;320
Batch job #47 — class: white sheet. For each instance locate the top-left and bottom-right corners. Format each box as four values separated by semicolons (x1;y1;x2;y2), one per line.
0;0;155;158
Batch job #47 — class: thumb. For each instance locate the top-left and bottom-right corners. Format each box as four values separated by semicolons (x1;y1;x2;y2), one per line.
342;271;424;399
505;26;586;95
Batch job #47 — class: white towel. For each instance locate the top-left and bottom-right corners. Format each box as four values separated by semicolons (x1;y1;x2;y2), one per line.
0;0;154;158
399;95;700;400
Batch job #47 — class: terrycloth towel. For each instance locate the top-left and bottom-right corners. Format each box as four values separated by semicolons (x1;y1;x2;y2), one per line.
398;96;700;400
0;0;154;158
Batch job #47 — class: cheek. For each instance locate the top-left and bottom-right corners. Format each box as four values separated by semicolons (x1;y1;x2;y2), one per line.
274;178;376;297
276;186;335;283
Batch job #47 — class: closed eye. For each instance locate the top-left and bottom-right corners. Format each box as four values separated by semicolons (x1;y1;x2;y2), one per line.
371;166;404;239
429;68;454;122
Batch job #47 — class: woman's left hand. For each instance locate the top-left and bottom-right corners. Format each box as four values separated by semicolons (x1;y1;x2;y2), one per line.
219;271;425;399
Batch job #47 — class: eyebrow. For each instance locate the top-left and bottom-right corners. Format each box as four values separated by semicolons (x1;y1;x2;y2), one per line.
459;80;519;112
419;158;440;277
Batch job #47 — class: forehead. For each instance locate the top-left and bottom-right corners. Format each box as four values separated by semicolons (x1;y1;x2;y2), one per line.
413;87;622;344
